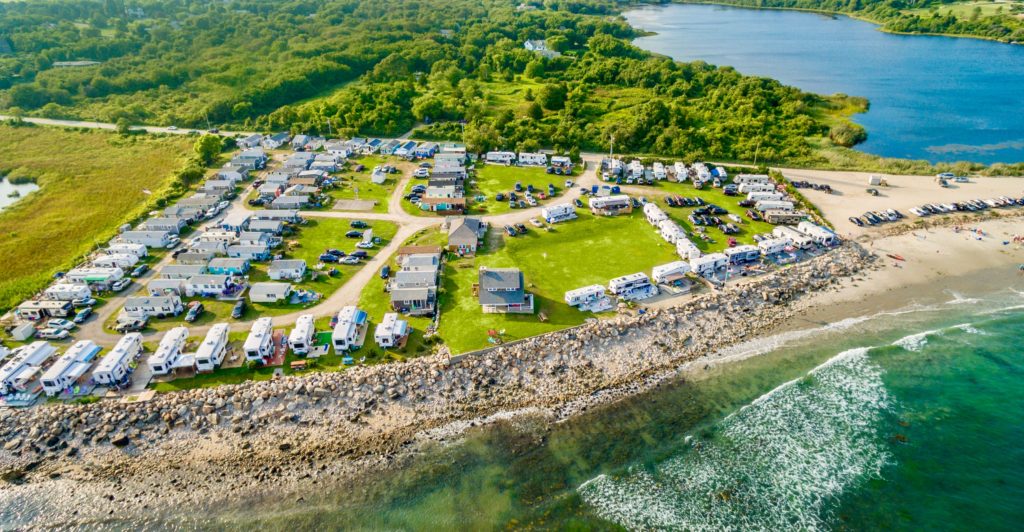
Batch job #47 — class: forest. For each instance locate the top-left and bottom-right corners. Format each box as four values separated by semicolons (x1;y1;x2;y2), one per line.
1;0;865;164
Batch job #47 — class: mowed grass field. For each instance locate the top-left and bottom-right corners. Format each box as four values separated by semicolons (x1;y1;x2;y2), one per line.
0;125;191;312
436;210;679;354
470;164;572;215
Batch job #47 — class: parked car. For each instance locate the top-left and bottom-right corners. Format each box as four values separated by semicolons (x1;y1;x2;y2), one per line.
341;256;361;265
72;307;93;324
72;297;97;308
529;218;543;227
319;253;340;263
111;278;132;292
130;264;150;277
504;225;517;237
184;301;205;323
515;223;528;235
574;198;584;208
356;241;374;249
37;328;70;340
345;230;363;238
47;319;76;331
325;248;346;257
350;220;368;228
114;317;148;333
380;265;391;279
350;250;368;259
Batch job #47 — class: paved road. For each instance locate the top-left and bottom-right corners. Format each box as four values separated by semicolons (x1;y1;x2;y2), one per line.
0;114;256;138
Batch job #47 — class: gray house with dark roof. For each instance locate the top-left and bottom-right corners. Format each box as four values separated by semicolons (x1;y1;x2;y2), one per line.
477;267;533;314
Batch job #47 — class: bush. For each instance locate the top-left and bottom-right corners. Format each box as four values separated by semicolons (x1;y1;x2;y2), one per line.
829;122;867;147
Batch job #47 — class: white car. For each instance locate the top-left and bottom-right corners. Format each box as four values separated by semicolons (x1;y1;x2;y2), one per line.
341;256;361;265
37;328;69;340
413;168;430;178
356;241;375;249
111;278;132;292
217;201;230;211
167;125;178;131
46;319;76;331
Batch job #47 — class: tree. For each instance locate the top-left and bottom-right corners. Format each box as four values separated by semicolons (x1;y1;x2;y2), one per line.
524;60;545;79
525;101;543;120
193;134;223;165
412;94;445;121
537;83;567;111
115;118;131;136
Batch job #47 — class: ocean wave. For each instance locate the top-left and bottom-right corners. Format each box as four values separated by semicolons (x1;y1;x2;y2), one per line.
893;331;931;352
943;290;981;306
954;323;986;335
578;348;892;531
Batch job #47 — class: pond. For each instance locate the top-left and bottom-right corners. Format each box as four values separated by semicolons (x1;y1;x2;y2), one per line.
624;4;1024;164
0;178;40;211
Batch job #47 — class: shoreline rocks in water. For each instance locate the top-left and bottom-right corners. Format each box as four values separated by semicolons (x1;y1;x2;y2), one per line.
0;243;877;521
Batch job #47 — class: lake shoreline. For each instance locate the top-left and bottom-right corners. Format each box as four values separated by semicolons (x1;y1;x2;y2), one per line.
2;213;1022;527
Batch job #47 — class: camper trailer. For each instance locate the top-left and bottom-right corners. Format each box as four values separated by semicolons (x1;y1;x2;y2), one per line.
676;239;703;260
0;342;57;395
244;318;275;363
42;283;91;302
608;273;658;301
651;261;692;284
288;314;316;355
755;200;795;212
148;327;188;376
734;174;772;185
746;191;785;202
652;162;667;180
195;323;229;372
40;340;100;396
541;203;577;224
518;152;548;166
332;306;368;352
373;313;410;348
764;210;805;225
658;220;686;244
724;244;761;264
773;226;815;250
689;253;728;278
738;183;777;194
93;333;142;386
797;221;840;246
484;151;516;164
758;236;792;256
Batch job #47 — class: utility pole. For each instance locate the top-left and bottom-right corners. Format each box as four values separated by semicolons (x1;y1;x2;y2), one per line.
327;118;332;137
753;123;765;167
204;110;211;132
609;134;615;159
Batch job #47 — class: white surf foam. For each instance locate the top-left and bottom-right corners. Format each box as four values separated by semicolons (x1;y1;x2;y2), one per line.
578;348;891;531
892;331;931;352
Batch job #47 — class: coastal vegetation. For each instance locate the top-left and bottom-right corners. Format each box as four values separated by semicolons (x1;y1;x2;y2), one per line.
0;122;192;312
677;0;1024;43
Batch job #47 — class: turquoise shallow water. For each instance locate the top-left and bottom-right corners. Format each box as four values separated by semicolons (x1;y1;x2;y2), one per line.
196;289;1024;530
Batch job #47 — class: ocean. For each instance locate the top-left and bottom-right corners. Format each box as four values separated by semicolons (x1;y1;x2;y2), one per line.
191;286;1024;530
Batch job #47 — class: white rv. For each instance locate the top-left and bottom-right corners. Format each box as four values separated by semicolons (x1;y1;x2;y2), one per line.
564;285;607;307
149;326;189;376
42;283;91;302
746;191;785;202
773;226;815;249
797;221;841;246
738;183;776;194
651;261;692;284
484;151;516;164
195;323;229;372
288;314;316;355
608;272;658;301
0;341;57;395
94;333;142;386
41;340;101;396
724;244;761;264
689;253;728;277
643;203;668;225
676;238;703;260
541;203;577;224
734;174;772;185
332;306;368;352
673;162;688;181
518;152;548;166
658;220;686;244
92;253;140;269
758;236;792;256
652;162;667;180
755;200;795;212
244;318;275;363
373;313;409;348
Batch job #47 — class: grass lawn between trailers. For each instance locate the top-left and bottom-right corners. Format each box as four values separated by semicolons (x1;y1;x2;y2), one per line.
434;209;679;354
330;155;408;213
400;163;576;217
132;218;398;332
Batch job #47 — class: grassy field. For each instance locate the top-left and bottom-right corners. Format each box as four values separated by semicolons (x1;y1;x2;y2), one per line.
138;218;398;331
435;210;680;354
330;155;406;213
0;125;192;312
400;163;575;217
904;1;1023;19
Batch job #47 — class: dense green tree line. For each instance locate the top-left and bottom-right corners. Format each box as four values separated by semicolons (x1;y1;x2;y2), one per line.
0;0;866;164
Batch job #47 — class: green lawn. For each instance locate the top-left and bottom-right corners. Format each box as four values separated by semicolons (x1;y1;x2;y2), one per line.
0;125;192;312
434;210;680;354
330;154;405;213
138;218;398;331
470;164;573;215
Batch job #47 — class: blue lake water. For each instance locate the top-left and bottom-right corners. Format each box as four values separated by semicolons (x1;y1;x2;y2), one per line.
0;178;39;211
624;4;1024;164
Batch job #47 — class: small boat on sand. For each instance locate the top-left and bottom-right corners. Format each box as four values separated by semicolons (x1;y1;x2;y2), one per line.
887;254;906;261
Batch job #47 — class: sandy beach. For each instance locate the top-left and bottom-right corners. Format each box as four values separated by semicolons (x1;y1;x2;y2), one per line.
0;212;1022;527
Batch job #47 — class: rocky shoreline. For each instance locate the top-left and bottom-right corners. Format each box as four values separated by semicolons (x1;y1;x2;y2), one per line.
0;243;877;524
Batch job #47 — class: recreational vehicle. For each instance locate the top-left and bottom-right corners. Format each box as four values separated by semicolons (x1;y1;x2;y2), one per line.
41;340;100;396
195;323;229;372
541;203;577;224
374;313;409;348
288;315;316;355
148;327;189;376
93;333;142;386
332;306;368;352
651;261;692;284
689;253;728;277
244;318;276;363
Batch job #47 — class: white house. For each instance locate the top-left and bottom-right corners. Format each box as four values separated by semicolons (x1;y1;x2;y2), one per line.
518;152;548;166
249;282;292;303
288;314;316;355
651;261;692;284
332;306;368;352
107;242;148;257
195;323;229;373
123;295;183;319
773;226;814;249
541;203;577;224
484;151;516;164
644;203;668;225
92;253;139;270
267;259;306;281
119;230;175;248
724;244;761;264
690;253;729;277
237;133;263;149
797;221;841;246
148;327;189;376
755;200;795;212
66;267;124;285
40;340;100;396
658;220;687;244
93;333;142;387
561;286;606;306
185;274;233;297
608;273;658;301
758;236;793;256
243;318;275;363
734;174;771;185
0;341;57;395
140;217;187;234
373;313;409;348
676;238;702;260
42;283;91;302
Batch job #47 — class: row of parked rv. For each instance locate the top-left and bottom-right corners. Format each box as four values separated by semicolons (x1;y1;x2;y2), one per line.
483;151;574;175
600;159;728;187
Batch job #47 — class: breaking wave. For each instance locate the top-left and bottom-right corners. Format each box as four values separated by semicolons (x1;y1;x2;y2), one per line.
578;348;891;530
